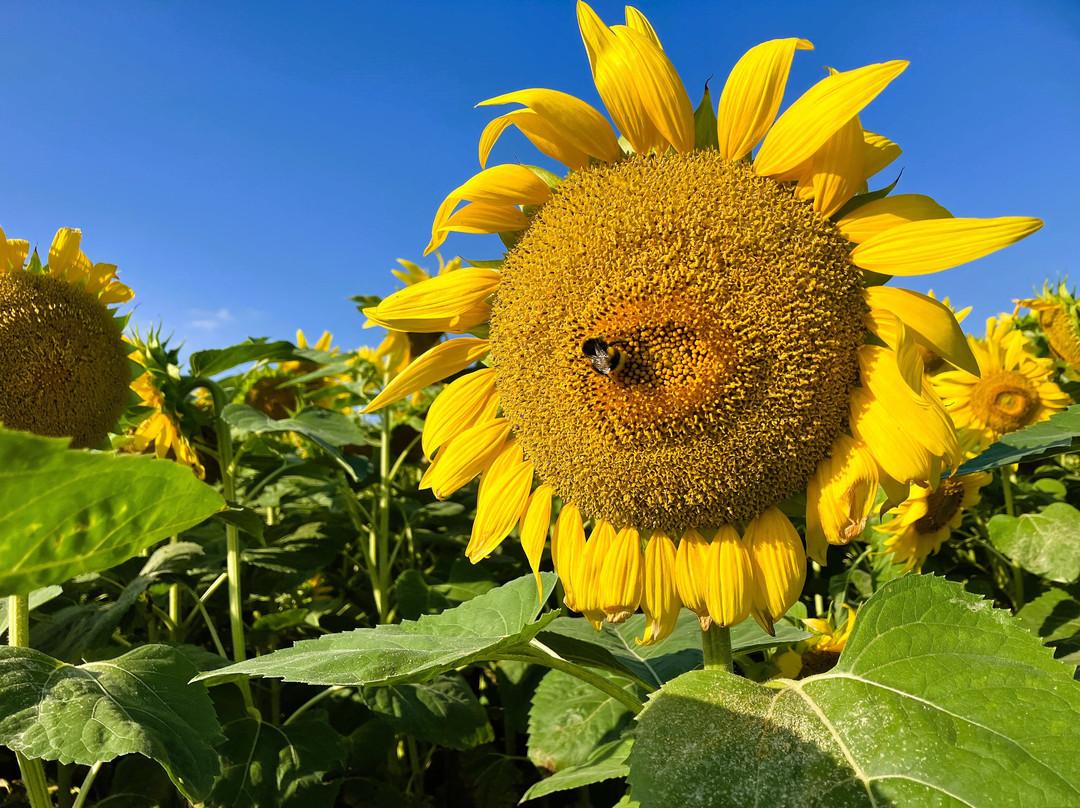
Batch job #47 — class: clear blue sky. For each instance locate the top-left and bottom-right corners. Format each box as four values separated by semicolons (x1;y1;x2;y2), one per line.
3;1;1078;355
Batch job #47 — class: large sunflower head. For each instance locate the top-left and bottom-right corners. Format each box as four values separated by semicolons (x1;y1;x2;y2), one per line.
932;315;1071;450
362;4;1042;640
0;226;134;449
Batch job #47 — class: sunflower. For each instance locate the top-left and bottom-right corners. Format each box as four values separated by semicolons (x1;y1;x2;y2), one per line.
932;316;1071;450
245;329;351;418
362;4;1041;640
772;604;856;679
1016;280;1080;376
0;226;133;449
875;468;992;571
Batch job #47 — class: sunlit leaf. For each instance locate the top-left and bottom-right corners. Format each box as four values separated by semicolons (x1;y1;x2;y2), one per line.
521;736;632;802
989;502;1080;583
958;403;1080;473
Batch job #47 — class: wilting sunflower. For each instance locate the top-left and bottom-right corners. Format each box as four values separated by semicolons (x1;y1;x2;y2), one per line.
1016;280;1080;376
0;226;133;449
933;316;1071;450
363;4;1042;640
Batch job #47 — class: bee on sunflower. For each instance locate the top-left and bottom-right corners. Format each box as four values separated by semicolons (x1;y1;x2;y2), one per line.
362;4;1042;642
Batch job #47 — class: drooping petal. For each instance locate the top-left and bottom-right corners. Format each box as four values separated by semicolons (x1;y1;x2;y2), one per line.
745;508;806;635
576;519;617;629
551;503;586;610
862;130;901;181
865;286;979;375
808;434;879;550
419;417;511;499
639;531;680;646
705;525;753;629
599;526;643;623
363;267;500;334
837;194;953;244
467;441;534;562
849;216;1044;276
477;88;621;164
422;367;500;457
438;202;531;240
754;60;908;178
427;165;553;254
716;38;813;162
479;109;591;170
519;484;554;600
674;527;711;629
362;337;490;413
849;387;937;485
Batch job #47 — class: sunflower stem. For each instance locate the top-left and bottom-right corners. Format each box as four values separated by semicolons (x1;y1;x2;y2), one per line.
373;373;393;623
70;761;102;808
1000;468;1025;609
702;623;733;673
7;595;53;808
167;535;182;641
1001;467;1016;518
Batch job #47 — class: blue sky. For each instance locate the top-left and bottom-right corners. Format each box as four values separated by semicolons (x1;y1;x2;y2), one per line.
3;1;1078;355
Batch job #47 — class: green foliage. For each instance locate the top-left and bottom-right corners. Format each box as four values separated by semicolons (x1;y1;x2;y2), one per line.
189;339;302;378
1017;588;1080;666
0;644;223;802
989;502;1080;583
0;428;224;596
361;673;494;750
959;403;1080;473
521;737;633;802
629;575;1080;807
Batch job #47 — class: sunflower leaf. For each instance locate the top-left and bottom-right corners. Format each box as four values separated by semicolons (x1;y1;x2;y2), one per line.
627;574;1080;808
0;644;223;803
957;402;1080;473
194;573;558;688
521;736;633;802
188;338;301;378
988;502;1080;583
0;429;225;597
361;672;493;750
1016;587;1080;666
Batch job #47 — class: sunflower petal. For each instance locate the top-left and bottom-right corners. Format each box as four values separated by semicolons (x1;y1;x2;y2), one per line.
837;194;953;243
419;417;510;499
600;527;643;623
519;484;554;600
745;509;806;635
362;337;490;413
850;216;1043;276
865;286;979;375
754;60;908;178
623;6;661;48
862;130;901;181
479;109;591;170
438;202;531;239
48;228;83;278
478;88;621;164
552;504;586;610
364;267;499;333
422;367;500;457
639;531;680;646
705;525;753;629
674;527;711;628
717;38;813;162
803;112;865;218
467;441;534;563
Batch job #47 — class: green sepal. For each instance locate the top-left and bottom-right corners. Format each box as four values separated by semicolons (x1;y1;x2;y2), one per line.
693;82;719;151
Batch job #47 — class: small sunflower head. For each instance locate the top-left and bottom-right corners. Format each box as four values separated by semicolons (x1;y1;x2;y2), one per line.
1016;279;1080;374
0;227;133;448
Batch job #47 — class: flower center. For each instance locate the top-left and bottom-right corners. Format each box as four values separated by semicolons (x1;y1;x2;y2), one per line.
970;369;1039;434
490;151;866;531
0;271;130;448
913;476;967;534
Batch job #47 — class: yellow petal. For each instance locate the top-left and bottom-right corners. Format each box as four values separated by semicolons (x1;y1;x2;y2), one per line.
426;165;553;255
363;268;499;334
850;216;1044;276
599;526;643;623
614;26;695;154
862;130;901;181
479;109;591;171
422;368;500;458
716;38;813;162
865;286;979;375
478;88;620;164
804;112;865;218
745;508;806;635
638;531;680;646
0;238;29;272
438;202;531;238
623;6;661;49
837;194;953;244
519;484;554;600
809;434;879;549
552;503;586;611
467;441;534;562
674;527;711;628
849;387;936;484
48;228;83;278
577;520;617;628
754;60;908;178
419;417;510;499
705;524;752;628
362;337;489;413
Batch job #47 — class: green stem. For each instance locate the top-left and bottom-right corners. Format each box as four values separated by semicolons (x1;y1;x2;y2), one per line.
8;595;53;808
283;685;349;726
1001;468;1016;518
167;536;182;641
524;639;645;714
702;623;733;673
1001;468;1025;609
70;762;102;808
374;398;393;623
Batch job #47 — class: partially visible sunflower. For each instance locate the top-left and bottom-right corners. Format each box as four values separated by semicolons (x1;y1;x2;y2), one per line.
126;330;207;478
362;4;1041;640
245;329;352;418
933;316;1071;451
1016;280;1080;377
772;605;856;679
0;226;134;448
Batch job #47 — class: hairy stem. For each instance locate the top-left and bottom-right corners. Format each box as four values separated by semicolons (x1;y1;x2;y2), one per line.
702;623;733;673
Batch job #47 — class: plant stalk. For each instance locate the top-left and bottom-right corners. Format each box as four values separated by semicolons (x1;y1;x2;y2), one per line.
8;595;53;808
524;639;644;714
1000;468;1025;608
702;623;733;673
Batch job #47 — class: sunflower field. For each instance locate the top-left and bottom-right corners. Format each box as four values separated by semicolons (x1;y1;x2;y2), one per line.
2;4;1080;807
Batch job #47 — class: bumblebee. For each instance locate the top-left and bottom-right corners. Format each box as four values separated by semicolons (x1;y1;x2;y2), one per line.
582;337;626;376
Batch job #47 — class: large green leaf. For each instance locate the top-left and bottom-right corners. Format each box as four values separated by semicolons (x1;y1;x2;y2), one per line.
0;429;225;596
196;574;558;688
521;737;632;802
361;672;494;750
538;610;809;689
988;503;1080;583
1016;588;1080;666
958;403;1080;473
528;668;636;772
0;644;223;803
208;714;345;808
188;339;300;378
629;574;1080;807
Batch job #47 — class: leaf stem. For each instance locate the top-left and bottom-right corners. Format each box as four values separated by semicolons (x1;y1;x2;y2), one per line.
284;686;350;726
702;623;733;673
524;639;644;714
1000;468;1025;609
70;762;102;808
7;595;53;808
